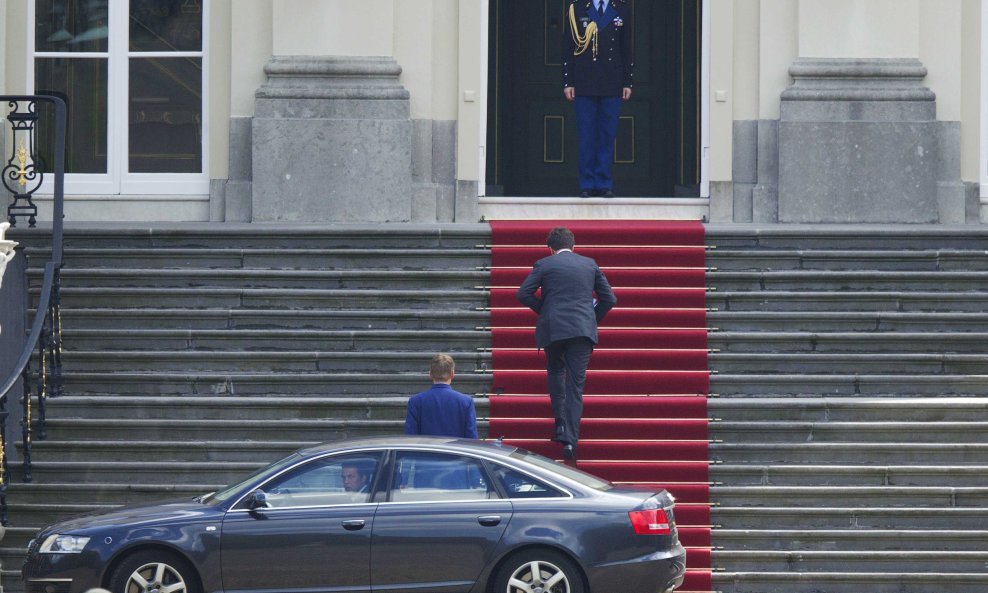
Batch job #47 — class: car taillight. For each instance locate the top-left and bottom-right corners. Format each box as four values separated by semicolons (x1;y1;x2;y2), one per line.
629;508;671;535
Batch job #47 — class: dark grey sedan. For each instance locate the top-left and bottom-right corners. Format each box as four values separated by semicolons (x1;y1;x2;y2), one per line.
23;437;686;593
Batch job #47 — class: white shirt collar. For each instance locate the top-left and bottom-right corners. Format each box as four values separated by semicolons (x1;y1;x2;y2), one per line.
555;248;573;253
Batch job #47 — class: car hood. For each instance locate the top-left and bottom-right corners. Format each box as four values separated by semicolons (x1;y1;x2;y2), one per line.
44;499;217;535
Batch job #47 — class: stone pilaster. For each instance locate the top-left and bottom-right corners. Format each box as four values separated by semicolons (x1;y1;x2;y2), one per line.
251;56;413;223
778;58;944;223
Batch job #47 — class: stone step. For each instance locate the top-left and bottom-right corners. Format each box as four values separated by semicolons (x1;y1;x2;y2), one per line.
710;352;988;374
56;308;489;330
710;374;988;396
713;550;988;573
710;310;988;332
712;506;988;530
9;460;268;484
37;417;486;441
712;486;988;506
58;350;494;373
711;421;988;442
707;397;988;421
40;287;489;310
710;332;988;353
707;249;988;271
711;571;988;593
708;291;988;313
27;247;490;270
30;267;489;289
14;223;491;250
60;328;490;352
39;395;471;421
712;529;988;551
56;371;494;395
705;223;988;250
708;270;988;292
5;482;218;507
710;464;988;487
22;440;319;462
710;442;988;464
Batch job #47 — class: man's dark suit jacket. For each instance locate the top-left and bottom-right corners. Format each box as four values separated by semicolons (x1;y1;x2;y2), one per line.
516;250;617;348
404;383;478;438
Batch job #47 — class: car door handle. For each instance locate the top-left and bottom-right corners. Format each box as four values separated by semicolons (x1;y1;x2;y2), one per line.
342;520;366;531
477;515;502;527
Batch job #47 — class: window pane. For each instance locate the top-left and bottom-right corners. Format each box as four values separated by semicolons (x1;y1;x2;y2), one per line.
35;57;108;174
36;0;109;53
130;0;203;52
490;464;564;499
256;453;382;508
129;57;202;173
390;452;495;502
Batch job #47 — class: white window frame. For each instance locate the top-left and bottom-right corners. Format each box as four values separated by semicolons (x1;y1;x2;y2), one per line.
28;0;210;195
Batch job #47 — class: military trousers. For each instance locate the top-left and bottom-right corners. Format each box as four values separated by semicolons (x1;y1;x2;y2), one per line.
574;95;622;192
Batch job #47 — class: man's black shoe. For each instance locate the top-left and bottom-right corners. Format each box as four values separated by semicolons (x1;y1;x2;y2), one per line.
562;444;577;461
601;189;615;198
579;190;592;198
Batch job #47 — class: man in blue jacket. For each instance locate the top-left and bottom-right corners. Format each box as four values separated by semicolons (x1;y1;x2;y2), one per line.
405;354;478;438
517;227;616;461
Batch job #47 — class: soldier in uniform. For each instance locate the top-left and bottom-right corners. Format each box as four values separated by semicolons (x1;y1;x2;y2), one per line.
562;0;633;198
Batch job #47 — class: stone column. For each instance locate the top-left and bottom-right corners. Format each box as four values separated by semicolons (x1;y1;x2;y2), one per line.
250;0;414;223
776;0;949;223
778;58;938;223
251;56;412;222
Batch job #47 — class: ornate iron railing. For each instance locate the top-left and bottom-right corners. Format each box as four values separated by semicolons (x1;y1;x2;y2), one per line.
0;95;66;526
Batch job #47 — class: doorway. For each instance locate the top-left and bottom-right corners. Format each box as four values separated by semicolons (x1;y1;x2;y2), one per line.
486;0;701;197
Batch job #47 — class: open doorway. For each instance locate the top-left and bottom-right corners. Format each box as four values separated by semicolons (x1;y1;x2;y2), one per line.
486;0;701;197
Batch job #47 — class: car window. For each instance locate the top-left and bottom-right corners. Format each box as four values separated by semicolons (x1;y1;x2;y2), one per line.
207;453;301;503
389;451;497;503
490;464;565;498
246;452;383;509
507;449;613;490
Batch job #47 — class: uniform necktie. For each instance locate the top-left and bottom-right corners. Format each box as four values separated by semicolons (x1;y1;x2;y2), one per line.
597;1;603;15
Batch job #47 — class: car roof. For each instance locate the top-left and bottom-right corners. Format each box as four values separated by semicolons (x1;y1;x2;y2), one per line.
296;436;520;460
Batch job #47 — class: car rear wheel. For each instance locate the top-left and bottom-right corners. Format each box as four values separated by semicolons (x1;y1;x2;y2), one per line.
493;549;585;593
109;550;201;593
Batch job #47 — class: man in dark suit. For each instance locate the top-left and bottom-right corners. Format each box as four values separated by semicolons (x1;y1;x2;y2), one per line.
404;354;479;438
562;0;634;198
516;227;616;460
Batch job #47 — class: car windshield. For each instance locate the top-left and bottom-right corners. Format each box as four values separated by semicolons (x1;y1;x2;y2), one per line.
508;449;613;490
203;452;302;503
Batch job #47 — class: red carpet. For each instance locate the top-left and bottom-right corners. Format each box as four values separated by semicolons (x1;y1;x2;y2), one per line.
486;220;711;593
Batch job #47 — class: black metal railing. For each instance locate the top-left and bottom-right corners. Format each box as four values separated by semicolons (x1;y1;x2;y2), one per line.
0;95;66;526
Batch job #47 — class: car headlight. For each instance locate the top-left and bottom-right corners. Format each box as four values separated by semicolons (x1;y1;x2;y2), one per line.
39;534;90;554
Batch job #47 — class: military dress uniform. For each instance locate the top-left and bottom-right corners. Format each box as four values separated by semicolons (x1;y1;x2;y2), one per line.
562;0;633;196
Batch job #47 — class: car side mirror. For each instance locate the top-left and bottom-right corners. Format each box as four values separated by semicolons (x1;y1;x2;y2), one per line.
247;490;268;510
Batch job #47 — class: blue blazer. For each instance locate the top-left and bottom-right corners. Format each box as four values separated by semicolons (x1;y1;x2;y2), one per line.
517;250;617;348
404;383;478;439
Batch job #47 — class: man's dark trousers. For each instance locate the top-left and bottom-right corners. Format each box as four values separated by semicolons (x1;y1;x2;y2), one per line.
575;95;622;192
545;336;594;446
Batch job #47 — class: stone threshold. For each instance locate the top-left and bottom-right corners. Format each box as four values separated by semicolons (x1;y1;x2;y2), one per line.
478;196;709;220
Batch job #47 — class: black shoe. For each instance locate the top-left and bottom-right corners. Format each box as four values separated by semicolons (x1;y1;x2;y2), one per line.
601;189;615;198
579;189;592;198
562;444;577;461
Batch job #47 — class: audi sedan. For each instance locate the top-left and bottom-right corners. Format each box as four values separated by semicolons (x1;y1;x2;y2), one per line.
23;437;686;593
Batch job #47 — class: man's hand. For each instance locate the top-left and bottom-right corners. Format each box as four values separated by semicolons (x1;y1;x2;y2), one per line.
564;87;576;102
622;87;632;101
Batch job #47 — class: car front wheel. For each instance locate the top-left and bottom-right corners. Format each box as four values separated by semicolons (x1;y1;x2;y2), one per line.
493;550;585;593
109;550;201;593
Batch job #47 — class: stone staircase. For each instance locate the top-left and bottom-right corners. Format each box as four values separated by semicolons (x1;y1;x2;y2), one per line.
6;222;988;593
705;225;988;593
3;224;494;589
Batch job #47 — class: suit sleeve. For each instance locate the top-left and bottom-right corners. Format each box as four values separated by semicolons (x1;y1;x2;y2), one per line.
404;399;419;435
517;261;544;313
561;3;575;87
466;400;478;439
593;266;617;322
621;6;634;88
